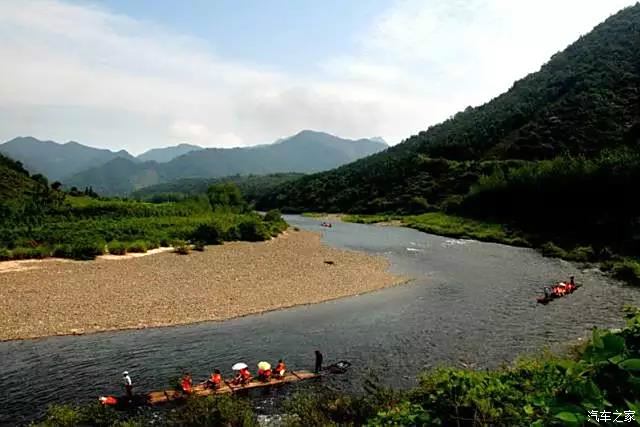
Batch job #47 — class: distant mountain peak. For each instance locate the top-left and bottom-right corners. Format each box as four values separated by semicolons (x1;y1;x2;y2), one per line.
136;143;203;163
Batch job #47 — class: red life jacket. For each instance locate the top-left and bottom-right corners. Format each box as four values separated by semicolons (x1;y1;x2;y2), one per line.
211;373;222;385
182;377;192;393
240;368;251;380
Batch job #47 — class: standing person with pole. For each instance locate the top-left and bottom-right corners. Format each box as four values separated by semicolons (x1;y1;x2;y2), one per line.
123;371;133;401
314;350;323;374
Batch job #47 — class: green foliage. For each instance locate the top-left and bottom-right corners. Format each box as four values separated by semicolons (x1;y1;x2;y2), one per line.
125;240;147;253
35;404;83;427
0;194;286;262
107;241;127;255
263;209;283;223
164;395;257;427
132;173;305;204
237;218;270;242
207;183;247;213
404;212;529;246
193;241;206;251
610;259;640;285
0;248;10;261
173;240;191;255
191;222;223;245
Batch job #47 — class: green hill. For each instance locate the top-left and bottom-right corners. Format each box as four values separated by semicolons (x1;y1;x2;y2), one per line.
258;4;640;214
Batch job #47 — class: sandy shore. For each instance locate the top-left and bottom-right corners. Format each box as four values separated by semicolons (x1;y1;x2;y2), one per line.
0;230;406;341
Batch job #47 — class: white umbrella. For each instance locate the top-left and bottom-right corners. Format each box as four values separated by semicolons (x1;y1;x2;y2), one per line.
257;361;271;370
232;362;248;370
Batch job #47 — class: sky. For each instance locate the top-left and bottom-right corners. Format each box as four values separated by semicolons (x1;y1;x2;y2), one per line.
0;0;636;154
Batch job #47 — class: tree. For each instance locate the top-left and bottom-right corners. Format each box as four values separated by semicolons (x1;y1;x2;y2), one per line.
206;183;247;213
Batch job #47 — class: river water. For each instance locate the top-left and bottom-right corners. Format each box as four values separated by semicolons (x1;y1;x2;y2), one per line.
1;215;639;424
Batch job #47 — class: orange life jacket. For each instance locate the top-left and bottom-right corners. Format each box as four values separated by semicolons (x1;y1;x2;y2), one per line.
210;373;222;385
182;377;192;393
275;363;286;375
240;368;251;380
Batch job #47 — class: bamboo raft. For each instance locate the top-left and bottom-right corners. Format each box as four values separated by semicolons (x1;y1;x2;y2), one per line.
100;370;320;407
149;370;319;404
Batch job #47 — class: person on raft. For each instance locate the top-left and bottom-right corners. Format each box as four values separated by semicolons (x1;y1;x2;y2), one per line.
207;369;222;390
232;367;252;385
123;371;133;400
274;359;287;379
181;372;193;394
257;363;272;382
315;350;323;374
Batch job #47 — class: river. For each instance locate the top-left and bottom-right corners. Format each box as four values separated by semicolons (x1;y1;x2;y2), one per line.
1;215;639;424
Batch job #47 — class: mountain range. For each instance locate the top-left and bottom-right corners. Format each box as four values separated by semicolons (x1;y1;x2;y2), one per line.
0;131;387;195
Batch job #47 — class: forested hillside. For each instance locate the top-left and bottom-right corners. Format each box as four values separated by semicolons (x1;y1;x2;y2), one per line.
258;4;640;214
131;173;305;204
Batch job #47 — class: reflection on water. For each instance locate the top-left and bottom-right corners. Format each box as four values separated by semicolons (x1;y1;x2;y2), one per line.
1;215;639;424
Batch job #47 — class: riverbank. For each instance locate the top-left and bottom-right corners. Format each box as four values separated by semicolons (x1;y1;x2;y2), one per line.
0;229;406;341
304;212;640;286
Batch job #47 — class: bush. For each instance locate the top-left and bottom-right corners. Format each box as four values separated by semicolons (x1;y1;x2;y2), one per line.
612;259;640;285
566;245;596;262
126;241;148;253
38;404;83;427
191;222;223;245
173;240;191;255
107;241;127;255
263;209;283;223
165;395;256;426
0;248;10;261
70;239;106;260
52;244;73;258
540;242;567;258
7;246;49;260
238;219;270;242
194;241;206;251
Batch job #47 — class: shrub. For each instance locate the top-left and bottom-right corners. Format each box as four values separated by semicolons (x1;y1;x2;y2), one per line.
108;241;127;255
0;248;10;261
566;245;596;262
263;209;283;223
612;259;640;285
540;242;567;258
70;239;106;260
238;219;270;242
10;247;34;260
173;240;191;255
53;244;73;258
194;241;206;251
165;395;256;426
38;404;83;427
191;222;223;245
126;241;148;253
146;240;160;250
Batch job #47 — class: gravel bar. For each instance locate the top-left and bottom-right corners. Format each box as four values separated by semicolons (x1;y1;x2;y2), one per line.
0;230;406;341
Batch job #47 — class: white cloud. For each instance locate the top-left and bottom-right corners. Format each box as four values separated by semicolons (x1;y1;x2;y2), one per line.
0;0;635;153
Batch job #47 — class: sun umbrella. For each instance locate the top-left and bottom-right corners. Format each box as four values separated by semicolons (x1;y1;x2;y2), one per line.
232;362;248;370
257;361;271;370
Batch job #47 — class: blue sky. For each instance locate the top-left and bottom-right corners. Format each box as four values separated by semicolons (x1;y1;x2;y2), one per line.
0;0;636;153
85;0;388;73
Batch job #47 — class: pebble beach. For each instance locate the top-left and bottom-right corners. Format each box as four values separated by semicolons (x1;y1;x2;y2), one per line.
0;229;405;341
